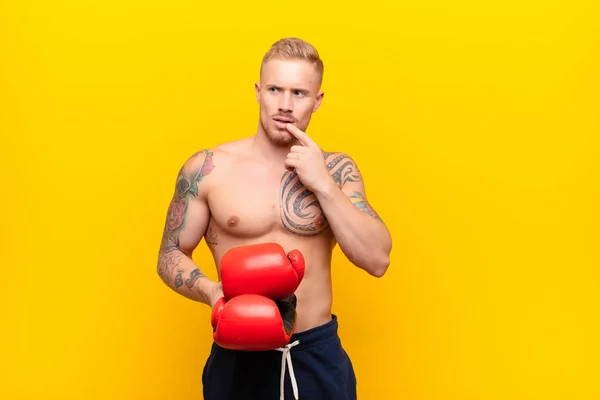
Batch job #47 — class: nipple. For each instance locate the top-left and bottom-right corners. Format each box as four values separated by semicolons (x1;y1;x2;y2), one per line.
227;215;240;227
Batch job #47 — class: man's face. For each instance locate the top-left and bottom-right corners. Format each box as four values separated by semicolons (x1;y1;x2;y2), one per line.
255;58;324;146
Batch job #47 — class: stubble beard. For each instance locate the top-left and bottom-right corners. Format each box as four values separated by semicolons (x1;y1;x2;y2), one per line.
261;118;295;147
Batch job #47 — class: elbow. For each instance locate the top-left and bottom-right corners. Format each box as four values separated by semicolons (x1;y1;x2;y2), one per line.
345;240;391;277
367;253;390;278
368;232;392;278
156;263;167;283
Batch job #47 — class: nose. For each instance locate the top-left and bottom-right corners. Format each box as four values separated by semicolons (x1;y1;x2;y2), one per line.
278;92;293;113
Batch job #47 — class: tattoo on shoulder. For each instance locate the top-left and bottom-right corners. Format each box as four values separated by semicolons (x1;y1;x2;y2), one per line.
323;152;362;187
174;150;216;202
157;150;215;283
280;171;330;237
348;191;383;222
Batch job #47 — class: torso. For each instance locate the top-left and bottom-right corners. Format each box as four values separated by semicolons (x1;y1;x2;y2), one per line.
201;138;339;332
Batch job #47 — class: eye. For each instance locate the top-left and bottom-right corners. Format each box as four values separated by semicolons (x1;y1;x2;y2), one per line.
268;87;279;93
294;90;304;97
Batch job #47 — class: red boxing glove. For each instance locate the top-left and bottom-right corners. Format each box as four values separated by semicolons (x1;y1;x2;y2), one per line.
211;294;297;351
220;242;305;301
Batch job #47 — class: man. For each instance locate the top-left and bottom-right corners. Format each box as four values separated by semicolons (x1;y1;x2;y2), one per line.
156;37;392;400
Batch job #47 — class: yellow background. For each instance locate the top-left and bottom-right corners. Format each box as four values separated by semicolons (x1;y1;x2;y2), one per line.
1;0;599;399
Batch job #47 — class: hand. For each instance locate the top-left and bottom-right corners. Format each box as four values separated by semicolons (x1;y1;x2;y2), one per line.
284;123;334;194
211;294;298;351
220;242;305;301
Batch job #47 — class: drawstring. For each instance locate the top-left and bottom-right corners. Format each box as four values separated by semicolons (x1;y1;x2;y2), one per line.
276;340;300;400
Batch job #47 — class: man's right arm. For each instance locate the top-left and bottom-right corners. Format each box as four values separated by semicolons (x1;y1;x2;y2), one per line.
156;149;221;307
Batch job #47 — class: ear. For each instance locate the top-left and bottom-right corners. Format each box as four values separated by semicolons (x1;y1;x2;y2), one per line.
255;82;261;103
312;91;324;112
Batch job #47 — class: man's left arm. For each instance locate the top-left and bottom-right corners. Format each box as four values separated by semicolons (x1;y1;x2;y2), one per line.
313;153;392;277
283;123;392;277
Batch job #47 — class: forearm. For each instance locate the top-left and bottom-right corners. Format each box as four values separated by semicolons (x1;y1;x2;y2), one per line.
157;244;217;306
315;181;392;277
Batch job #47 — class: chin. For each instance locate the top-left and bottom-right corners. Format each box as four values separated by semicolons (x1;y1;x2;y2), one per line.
265;125;294;146
268;131;294;146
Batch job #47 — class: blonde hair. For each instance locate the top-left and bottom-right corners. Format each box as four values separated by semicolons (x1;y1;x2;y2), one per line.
261;37;324;83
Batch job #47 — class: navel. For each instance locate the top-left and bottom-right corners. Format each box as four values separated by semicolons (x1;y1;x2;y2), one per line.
227;215;240;227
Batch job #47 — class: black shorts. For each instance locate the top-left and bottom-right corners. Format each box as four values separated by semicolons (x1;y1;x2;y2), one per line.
202;314;357;400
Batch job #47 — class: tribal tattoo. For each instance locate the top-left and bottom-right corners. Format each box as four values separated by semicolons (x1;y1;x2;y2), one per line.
279;152;383;236
280;170;330;237
324;152;362;186
157;150;215;285
280;152;364;237
325;153;383;222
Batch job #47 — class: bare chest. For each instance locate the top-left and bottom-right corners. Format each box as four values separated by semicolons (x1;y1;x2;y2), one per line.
207;168;331;238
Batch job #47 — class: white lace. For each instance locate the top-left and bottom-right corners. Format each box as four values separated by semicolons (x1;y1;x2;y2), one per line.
276;340;300;400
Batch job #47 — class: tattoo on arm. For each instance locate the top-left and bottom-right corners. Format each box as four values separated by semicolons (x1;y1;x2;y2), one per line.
158;232;183;282
174;269;184;288
323;153;382;222
348;191;383;222
324;152;362;186
279;152;369;237
157;150;215;285
185;268;205;288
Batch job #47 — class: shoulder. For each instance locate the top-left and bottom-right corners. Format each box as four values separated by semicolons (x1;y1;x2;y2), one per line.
321;150;363;187
321;150;359;167
177;148;217;185
174;140;239;197
180;138;248;176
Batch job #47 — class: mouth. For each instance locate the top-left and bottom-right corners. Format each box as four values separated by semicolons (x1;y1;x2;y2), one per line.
272;117;295;130
272;116;295;124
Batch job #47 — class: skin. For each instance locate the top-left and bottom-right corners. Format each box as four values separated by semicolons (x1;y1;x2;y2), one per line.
157;57;393;332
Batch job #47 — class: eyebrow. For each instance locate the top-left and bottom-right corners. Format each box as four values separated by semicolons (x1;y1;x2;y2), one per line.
267;84;310;93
